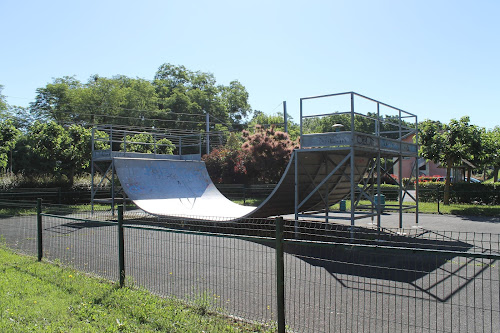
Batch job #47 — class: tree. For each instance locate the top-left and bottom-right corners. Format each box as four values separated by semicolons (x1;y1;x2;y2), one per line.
28;122;93;185
30;76;83;123
0;85;8;115
154;63;252;130
219;80;251;127
0;119;21;171
481;126;500;182
30;64;253;131
121;133;174;155
30;75;161;126
248;111;300;140
419;116;482;204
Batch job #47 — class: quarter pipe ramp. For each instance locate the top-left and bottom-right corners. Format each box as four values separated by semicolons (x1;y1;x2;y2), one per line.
113;150;370;220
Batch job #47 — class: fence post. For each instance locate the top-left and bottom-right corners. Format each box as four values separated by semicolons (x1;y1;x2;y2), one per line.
36;198;42;261
118;205;125;287
243;185;246;205
275;216;285;333
436;187;441;214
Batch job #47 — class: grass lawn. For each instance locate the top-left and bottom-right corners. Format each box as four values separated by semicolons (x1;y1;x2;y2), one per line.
330;200;500;217
0;247;274;333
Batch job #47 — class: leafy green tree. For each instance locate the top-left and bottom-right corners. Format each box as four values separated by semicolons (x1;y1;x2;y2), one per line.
30;75;160;126
481;126;500;182
0;119;21;171
219;80;251;127
28;122;93;185
121;133;174;154
30;64;252;131
419;116;482;204
248;111;300;140
0;85;8;115
30;76;82;122
154;63;252;130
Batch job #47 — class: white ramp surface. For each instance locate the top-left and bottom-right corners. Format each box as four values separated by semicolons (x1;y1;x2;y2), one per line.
113;158;255;220
114;152;370;220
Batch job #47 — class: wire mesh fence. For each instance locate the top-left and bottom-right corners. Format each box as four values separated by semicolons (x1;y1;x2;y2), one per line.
283;236;499;332
0;200;38;257
0;200;499;332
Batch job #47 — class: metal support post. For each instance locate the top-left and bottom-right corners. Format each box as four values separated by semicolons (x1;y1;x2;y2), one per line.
325;158;329;223
398;109;403;228
37;198;42;261
414;118;419;225
153;133;157;155
111;160;115;217
294;151;299;235
206;113;210;155
118;205;125;287
283;101;288;134
91;127;95;215
437;187;441;214
376;103;381;230
350;93;356;231
275;217;285;333
399;154;403;228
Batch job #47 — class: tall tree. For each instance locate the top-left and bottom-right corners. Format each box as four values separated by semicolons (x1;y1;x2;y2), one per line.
0;85;8;115
30;75;160;126
30;64;252;130
154;63;252;130
419;116;482;204
0;119;21;171
481;126;500;182
28;122;92;185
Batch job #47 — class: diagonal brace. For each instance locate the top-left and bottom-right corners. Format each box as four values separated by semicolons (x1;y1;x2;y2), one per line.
298;152;351;210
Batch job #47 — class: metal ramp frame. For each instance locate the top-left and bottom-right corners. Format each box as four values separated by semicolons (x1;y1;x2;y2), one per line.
91;92;419;229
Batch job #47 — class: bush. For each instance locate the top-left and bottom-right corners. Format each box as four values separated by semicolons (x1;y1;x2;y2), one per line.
241;126;298;184
418;182;500;205
202;148;250;184
377;184;400;201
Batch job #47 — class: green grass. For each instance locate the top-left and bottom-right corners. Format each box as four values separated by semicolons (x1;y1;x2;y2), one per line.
331;200;500;217
231;198;266;206
0;204;132;217
0;247;274;333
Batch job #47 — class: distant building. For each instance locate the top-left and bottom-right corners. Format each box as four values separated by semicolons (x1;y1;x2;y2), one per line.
392;133;472;181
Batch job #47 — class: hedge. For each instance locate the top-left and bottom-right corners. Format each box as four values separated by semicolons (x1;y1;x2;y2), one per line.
417;182;500;205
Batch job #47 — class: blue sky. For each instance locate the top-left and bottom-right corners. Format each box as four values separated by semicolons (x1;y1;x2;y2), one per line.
1;0;499;129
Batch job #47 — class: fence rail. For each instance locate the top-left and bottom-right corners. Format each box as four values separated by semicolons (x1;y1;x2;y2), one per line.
0;200;499;332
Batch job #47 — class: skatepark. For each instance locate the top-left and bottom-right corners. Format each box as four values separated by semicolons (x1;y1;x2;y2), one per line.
1;92;498;332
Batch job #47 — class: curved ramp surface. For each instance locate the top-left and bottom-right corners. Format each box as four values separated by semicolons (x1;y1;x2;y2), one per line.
113;151;370;220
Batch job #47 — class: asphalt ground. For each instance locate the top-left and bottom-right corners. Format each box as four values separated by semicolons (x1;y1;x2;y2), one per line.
1;211;499;332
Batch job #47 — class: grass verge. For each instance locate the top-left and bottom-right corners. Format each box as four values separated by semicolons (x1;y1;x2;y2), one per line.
330;200;500;217
0;247;274;332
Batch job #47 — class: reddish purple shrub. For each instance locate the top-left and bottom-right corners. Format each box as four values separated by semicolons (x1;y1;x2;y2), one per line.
203;126;299;184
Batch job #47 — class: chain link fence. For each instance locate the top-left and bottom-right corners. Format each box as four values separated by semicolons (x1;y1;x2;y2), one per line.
1;200;499;332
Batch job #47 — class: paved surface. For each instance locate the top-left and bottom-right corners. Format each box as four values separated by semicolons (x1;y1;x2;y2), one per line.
1;212;499;332
295;211;500;236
